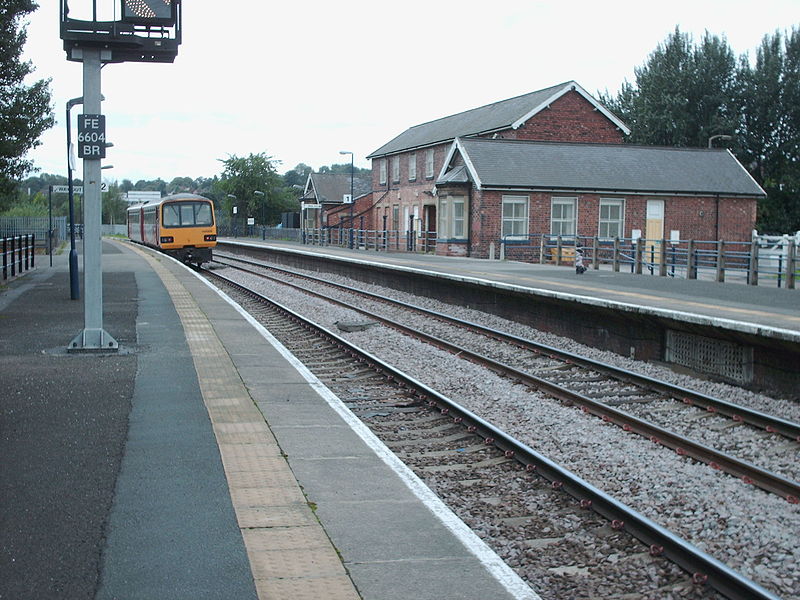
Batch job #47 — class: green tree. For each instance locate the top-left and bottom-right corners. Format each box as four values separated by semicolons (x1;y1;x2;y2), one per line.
0;1;54;198
602;28;737;147
214;153;297;226
102;181;128;226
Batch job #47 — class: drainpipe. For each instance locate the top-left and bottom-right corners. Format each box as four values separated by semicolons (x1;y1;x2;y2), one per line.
715;194;720;241
467;184;473;257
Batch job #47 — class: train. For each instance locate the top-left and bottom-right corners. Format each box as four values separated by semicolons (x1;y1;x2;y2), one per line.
127;193;217;265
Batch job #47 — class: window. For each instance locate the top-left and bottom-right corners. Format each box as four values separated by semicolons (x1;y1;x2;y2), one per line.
502;195;529;239
599;198;624;239
425;149;434;178
437;195;468;240
392;204;399;230
392;156;400;183
551;197;577;237
379;159;387;185
163;201;213;227
408;153;417;181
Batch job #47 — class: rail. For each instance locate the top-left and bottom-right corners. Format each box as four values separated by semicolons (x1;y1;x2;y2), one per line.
2;234;36;280
502;234;799;289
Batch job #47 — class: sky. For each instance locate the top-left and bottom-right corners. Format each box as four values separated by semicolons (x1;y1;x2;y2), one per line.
20;0;800;185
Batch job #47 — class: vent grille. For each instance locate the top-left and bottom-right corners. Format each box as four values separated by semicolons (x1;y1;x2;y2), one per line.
665;330;753;384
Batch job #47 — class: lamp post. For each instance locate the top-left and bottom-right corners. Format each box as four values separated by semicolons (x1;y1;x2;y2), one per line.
708;134;733;148
227;194;237;237
254;190;265;240
66;96;83;300
339;150;354;249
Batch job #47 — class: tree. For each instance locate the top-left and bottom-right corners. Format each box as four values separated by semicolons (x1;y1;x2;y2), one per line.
602;28;737;148
214;153;297;226
0;1;54;197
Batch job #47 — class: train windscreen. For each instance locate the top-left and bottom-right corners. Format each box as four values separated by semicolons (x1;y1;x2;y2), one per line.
163;202;213;227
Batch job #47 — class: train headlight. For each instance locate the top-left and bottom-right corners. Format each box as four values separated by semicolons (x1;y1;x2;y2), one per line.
160;236;174;244
204;234;217;242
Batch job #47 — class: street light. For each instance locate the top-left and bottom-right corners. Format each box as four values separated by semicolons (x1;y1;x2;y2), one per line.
339;150;354;249
253;191;265;240
708;134;733;148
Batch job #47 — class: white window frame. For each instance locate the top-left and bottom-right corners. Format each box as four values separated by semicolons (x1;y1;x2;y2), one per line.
598;197;624;239
502;195;529;240
437;195;468;240
392;156;400;183
379;159;387;185
408;153;417;181
550;196;577;237
425;148;434;179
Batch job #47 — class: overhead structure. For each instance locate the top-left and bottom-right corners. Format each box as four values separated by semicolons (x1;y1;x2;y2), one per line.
60;0;182;64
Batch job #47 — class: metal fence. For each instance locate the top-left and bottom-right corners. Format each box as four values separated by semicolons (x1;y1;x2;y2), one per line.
501;234;798;289
2;235;36;280
0;216;67;247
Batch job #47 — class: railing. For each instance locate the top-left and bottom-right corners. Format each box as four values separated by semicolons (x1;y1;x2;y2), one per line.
301;227;437;254
0;216;67;249
501;234;798;289
2;234;36;280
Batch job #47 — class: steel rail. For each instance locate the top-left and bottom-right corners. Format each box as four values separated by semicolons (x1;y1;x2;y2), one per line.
213;256;800;502
203;266;782;600
215;252;800;443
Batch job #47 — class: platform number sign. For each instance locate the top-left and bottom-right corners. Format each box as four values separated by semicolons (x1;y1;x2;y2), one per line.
78;114;106;159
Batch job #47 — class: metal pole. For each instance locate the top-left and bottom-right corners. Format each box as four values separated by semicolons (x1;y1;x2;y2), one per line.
69;48;118;352
48;185;53;267
349;153;354;249
67;101;80;299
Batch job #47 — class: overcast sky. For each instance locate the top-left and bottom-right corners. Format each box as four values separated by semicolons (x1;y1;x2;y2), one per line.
21;0;799;184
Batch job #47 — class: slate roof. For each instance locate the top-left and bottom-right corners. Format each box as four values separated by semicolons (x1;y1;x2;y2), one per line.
442;138;765;197
303;172;371;204
367;81;629;159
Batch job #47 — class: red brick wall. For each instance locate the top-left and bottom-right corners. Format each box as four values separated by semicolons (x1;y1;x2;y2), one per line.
499;91;625;144
460;189;757;258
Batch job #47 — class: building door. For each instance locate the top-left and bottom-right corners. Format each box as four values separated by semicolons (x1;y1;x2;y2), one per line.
645;200;664;263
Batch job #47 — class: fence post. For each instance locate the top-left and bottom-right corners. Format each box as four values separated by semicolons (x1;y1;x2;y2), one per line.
787;240;796;290
716;240;725;282
11;236;17;277
592;236;599;270
659;239;667;276
634;239;643;274
613;237;620;272
556;236;563;266
539;236;546;264
687;239;696;279
2;237;6;279
748;238;759;286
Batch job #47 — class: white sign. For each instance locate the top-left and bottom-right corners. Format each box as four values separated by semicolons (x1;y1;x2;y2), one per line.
52;185;83;194
52;184;107;193
247;218;255;225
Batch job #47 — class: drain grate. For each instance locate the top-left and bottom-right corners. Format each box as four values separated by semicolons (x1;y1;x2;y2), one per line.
665;330;753;384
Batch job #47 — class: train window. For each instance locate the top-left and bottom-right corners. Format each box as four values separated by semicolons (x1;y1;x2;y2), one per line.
162;201;213;227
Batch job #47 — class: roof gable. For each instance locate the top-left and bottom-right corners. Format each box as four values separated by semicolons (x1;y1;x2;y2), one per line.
440;138;765;197
303;172;371;203
368;81;629;159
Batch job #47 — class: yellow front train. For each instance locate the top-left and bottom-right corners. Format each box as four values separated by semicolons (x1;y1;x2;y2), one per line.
127;193;217;265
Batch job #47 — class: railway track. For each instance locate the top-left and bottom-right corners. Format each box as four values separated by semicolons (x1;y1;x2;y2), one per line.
200;262;784;600
213;252;800;503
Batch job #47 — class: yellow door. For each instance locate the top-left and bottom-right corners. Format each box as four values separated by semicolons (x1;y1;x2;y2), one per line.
645;200;664;264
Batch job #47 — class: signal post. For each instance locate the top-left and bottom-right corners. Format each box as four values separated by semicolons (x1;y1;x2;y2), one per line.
59;0;182;352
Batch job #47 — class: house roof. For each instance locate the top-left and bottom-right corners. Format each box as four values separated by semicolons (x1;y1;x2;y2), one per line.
439;138;766;197
302;172;371;204
367;81;629;159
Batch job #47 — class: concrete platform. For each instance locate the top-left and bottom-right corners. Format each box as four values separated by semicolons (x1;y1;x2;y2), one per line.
0;240;537;600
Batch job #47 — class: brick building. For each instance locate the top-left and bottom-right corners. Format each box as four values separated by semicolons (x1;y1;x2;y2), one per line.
436;137;764;257
363;80;764;258
299;171;371;230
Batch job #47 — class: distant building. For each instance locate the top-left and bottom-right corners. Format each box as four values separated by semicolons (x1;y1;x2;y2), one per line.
124;191;161;205
299;172;371;230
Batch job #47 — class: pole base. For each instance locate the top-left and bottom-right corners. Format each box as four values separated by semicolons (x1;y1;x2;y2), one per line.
67;328;119;353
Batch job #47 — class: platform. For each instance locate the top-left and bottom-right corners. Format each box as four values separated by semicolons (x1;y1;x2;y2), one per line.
0;240;536;600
